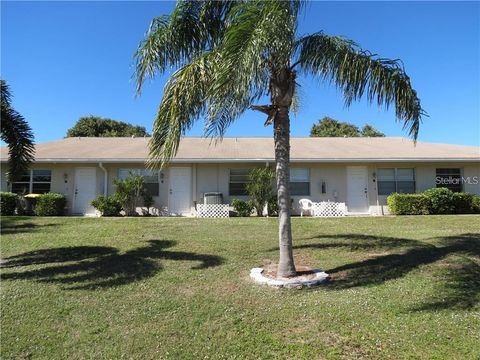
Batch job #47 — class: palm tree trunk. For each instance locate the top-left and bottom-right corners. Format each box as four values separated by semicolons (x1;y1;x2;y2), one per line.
274;106;296;278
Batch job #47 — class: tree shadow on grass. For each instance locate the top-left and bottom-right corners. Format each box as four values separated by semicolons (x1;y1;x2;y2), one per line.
0;240;224;290
1;217;58;235
320;233;480;311
275;234;427;252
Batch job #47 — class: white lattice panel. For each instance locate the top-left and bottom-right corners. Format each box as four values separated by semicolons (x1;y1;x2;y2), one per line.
312;202;346;217
197;204;230;218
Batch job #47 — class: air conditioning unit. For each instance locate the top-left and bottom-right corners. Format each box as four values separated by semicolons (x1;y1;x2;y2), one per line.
204;192;223;205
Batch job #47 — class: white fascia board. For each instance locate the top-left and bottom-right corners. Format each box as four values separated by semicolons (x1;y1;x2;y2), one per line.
3;157;479;163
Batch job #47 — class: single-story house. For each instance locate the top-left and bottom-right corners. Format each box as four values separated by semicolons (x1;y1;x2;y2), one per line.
1;137;479;216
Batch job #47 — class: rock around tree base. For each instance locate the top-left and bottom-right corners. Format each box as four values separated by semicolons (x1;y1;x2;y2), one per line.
250;265;329;289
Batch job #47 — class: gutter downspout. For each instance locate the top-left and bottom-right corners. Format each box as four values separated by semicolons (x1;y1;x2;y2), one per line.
374;166;383;216
99;162;108;196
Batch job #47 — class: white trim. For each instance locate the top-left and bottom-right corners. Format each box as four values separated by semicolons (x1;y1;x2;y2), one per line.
98;162;108;196
4;157;479;164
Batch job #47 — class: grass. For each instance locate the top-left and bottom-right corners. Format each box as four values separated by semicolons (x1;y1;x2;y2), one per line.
1;215;479;359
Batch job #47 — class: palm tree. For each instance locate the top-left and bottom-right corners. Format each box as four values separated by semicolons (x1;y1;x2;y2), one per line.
134;1;425;278
0;80;35;182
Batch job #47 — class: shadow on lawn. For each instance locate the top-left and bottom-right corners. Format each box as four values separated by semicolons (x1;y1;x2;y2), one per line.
0;240;224;290
324;233;479;310
284;233;480;311
290;234;427;252
1;217;58;235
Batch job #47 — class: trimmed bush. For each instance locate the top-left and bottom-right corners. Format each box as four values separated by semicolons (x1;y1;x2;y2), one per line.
34;193;67;216
387;193;430;215
452;192;474;214
424;188;455;214
91;195;122;216
0;192;18;215
231;199;254;217
472;195;480;214
388;189;480;215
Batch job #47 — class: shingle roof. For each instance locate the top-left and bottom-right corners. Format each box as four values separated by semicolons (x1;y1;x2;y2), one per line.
1;137;479;163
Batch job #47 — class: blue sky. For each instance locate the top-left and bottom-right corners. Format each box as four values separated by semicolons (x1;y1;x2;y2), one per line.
2;1;479;146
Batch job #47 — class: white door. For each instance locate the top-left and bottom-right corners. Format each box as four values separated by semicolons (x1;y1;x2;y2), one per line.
347;166;369;214
73;168;97;215
168;167;192;215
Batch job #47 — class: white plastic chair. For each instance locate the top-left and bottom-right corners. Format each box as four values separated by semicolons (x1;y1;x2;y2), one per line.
299;199;314;217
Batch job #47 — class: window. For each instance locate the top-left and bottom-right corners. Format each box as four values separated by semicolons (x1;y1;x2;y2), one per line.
229;169;250;196
11;169;52;194
396;168;415;194
436;168;462;192
118;169;159;196
229;168;310;196
377;168;415;195
290;168;310;196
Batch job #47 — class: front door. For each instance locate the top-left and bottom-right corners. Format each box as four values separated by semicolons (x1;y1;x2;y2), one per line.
347;166;369;214
168;167;192;215
73;167;97;215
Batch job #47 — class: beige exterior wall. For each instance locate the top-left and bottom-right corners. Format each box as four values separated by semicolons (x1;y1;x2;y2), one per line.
0;163;104;214
1;161;479;215
371;162;480;215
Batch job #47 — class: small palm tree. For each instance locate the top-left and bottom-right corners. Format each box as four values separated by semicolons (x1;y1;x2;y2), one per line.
135;1;425;277
0;80;35;181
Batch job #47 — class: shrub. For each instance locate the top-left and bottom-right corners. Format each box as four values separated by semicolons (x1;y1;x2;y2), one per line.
91;195;122;216
113;173;150;216
267;195;278;216
142;193;154;216
34;193;67;216
387;193;430;215
424;188;455;214
472;195;480;214
452;192;474;214
0;192;18;215
245;168;275;217
231;199;254;217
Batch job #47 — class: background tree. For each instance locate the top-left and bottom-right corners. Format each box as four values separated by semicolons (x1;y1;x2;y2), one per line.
310;116;359;137
0;80;35;181
360;124;385;137
310;116;385;137
66;116;149;137
134;0;424;277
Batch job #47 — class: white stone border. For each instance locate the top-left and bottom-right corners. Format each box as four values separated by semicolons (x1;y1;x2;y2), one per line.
250;267;329;288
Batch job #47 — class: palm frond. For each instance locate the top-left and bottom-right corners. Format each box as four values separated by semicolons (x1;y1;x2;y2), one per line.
134;1;235;94
147;52;216;169
0;80;35;181
295;33;425;139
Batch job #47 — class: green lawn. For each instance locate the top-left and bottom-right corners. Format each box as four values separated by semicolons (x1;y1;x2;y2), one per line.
1;216;479;359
